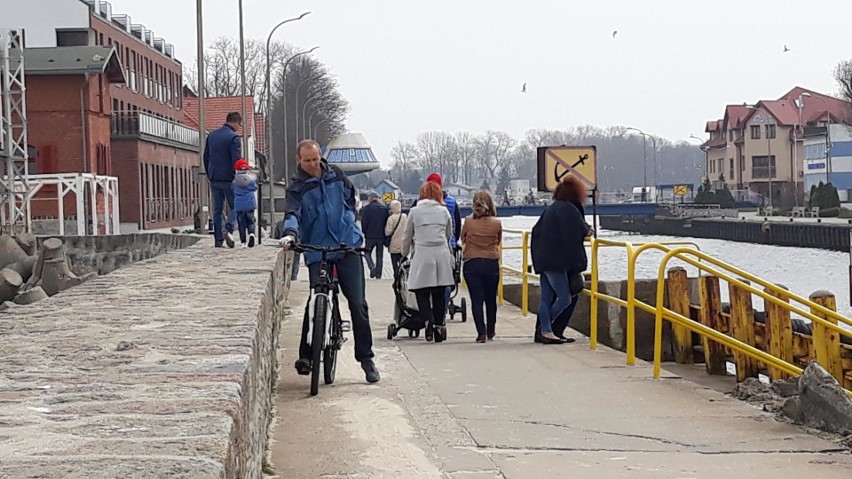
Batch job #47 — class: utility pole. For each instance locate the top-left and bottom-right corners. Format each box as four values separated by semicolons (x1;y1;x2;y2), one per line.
238;0;248;155
195;0;208;233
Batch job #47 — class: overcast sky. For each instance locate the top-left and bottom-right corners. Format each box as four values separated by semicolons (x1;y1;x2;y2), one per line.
108;0;852;166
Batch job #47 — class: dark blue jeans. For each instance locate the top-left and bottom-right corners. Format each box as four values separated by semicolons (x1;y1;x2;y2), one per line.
210;181;236;246
236;210;255;243
537;270;573;334
299;251;374;363
463;258;499;337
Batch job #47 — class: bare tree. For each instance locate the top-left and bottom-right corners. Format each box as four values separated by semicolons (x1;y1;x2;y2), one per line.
475;130;515;178
391;141;419;171
834;59;852;103
454;132;478;185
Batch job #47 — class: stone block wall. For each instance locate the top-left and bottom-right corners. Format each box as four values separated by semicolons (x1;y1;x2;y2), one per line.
0;244;288;478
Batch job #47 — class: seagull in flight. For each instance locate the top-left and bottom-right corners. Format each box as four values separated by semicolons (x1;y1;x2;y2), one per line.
521;82;527;93
612;30;618;38
783;44;790;52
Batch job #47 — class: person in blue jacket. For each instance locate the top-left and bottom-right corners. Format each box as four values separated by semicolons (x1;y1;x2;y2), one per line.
204;112;242;248
279;139;379;384
232;158;257;248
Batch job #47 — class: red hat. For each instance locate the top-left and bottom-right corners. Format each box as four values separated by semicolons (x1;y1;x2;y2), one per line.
426;173;443;187
234;159;250;171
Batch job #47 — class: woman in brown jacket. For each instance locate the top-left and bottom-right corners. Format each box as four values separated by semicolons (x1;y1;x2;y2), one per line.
460;190;502;343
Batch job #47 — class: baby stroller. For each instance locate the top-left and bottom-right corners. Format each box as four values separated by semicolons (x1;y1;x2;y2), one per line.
387;257;427;339
447;246;467;322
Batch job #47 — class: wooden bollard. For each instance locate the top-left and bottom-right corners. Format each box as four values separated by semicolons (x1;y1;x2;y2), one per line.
809;291;844;382
666;267;694;364
764;285;793;381
728;279;759;381
698;275;727;375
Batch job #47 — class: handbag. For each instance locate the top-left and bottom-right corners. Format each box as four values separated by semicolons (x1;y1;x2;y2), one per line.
569;272;585;296
384;214;401;248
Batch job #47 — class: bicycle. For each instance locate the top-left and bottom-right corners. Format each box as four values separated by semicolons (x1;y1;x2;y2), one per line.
292;242;365;396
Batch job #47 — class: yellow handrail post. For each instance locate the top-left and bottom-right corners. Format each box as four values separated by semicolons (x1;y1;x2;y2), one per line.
521;231;529;316
810;290;844;382
590;238;599;350
624;242;640;365
498;243;504;305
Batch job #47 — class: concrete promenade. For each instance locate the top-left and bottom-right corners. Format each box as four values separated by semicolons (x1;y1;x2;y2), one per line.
271;259;852;478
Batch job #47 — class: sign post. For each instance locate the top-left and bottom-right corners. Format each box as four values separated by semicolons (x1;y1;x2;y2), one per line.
537;145;598;237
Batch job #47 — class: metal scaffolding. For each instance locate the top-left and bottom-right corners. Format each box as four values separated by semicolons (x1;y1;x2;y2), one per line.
0;29;29;234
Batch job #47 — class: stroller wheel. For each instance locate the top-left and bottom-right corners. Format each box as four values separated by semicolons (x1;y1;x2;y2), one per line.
461;298;468;322
387;324;396;341
408;329;418;338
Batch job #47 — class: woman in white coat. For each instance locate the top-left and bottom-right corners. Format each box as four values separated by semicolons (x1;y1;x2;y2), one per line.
403;181;455;342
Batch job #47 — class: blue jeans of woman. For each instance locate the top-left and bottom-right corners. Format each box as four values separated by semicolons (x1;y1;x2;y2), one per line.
463;258;499;337
537;270;573;334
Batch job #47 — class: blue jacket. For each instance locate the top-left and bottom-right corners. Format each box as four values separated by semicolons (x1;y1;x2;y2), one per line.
360;200;389;240
203;124;241;182
283;160;363;265
232;171;257;211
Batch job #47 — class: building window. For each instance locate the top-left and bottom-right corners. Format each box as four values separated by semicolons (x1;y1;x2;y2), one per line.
56;29;89;47
765;124;776;139
729;158;734;178
750;125;761;139
752;155;776;179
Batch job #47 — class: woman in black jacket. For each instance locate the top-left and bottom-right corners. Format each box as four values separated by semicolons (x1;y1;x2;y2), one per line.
530;175;589;344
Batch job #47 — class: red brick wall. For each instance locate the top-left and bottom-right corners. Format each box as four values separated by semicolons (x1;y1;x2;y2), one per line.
91;16;183;122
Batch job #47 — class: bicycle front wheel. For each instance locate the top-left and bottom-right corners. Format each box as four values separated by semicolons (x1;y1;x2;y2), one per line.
310;295;327;396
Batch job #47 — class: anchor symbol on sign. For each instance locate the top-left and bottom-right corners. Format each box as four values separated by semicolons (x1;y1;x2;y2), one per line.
555;154;588;182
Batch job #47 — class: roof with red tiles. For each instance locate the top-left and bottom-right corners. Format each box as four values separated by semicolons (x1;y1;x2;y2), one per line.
724;104;754;130
183;96;255;137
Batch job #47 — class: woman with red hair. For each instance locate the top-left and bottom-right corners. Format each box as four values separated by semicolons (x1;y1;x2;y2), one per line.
402;181;455;342
530;175;589;344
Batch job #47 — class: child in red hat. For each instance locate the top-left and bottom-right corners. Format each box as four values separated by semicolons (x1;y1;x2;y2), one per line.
232;159;257;247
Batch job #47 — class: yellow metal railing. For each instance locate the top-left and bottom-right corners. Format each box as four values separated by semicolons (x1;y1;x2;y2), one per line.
498;229;852;394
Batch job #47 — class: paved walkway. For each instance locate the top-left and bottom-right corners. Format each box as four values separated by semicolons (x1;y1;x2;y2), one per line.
269;266;852;478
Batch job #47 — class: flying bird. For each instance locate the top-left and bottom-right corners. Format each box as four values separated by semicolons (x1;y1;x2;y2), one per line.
612;30;618;38
521;82;527;93
783;45;790;52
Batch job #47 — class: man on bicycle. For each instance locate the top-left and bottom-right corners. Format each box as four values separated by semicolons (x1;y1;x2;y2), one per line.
280;139;380;384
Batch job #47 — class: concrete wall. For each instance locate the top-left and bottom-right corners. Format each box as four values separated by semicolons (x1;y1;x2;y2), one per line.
0;244;289;478
504;277;682;361
38;233;201;276
601;216;851;252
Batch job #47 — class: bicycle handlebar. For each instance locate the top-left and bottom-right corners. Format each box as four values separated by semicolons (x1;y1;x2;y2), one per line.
292;243;368;255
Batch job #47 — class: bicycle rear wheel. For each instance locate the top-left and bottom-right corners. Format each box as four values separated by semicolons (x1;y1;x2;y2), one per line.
310;296;327;396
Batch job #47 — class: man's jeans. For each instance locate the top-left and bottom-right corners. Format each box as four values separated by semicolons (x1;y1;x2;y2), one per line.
299;251;374;363
536;270;573;334
363;238;384;278
211;181;236;246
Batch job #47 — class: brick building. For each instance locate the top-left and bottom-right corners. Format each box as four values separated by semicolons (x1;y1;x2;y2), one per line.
4;0;200;232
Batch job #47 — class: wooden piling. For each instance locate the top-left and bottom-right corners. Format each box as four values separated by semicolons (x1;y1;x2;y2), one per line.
763;285;793;381
728;279;759;381
666;267;694;364
698;275;727;375
809;291;844;383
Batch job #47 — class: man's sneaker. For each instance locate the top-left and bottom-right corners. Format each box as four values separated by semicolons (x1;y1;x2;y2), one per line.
361;359;380;383
240;242;248;248
224;231;235;248
294;358;311;375
248;233;256;248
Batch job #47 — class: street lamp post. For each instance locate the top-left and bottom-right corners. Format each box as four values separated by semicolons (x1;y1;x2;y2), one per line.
302;94;320;139
625;127;649;199
264;12;310;229
238;0;248;154
314;118;330;139
689;134;706;180
281;49;319;184
307;108;321;139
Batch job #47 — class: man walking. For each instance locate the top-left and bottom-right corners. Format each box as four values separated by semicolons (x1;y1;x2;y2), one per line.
280;139;380;384
360;192;389;279
204;112;242;248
